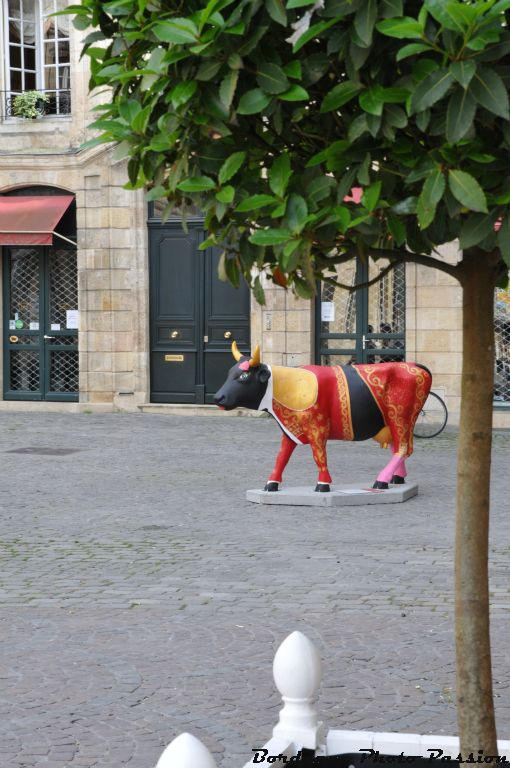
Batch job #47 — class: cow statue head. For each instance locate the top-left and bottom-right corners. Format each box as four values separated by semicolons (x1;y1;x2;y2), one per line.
214;341;271;411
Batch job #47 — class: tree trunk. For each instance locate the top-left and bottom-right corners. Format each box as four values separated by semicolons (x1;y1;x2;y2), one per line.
456;249;498;754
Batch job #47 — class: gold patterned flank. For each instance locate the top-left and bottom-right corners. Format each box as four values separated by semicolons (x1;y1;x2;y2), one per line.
353;363;429;456
333;366;354;441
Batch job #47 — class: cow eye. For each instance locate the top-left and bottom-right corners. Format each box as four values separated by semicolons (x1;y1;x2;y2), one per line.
238;372;250;381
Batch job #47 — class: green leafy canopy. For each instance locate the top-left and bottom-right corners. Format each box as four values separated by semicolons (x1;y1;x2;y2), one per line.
70;0;510;301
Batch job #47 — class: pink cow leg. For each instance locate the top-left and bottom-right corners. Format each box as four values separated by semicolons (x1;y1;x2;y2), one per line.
391;455;407;485
373;452;407;490
264;434;297;492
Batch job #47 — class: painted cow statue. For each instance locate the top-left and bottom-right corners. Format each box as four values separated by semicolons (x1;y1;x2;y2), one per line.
214;342;432;492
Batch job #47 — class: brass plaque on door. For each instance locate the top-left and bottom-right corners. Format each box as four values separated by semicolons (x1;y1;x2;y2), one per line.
165;354;184;362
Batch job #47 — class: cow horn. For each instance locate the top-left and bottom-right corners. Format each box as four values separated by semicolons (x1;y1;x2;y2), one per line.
249;344;261;368
231;340;243;362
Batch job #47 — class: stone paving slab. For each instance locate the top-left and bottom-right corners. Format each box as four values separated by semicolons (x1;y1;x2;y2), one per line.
246;483;419;506
0;413;509;767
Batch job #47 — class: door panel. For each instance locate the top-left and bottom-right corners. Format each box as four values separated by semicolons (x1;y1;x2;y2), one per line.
3;246;78;401
316;258;405;365
149;223;250;403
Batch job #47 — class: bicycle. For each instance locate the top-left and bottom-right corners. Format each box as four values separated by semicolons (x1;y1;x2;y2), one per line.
413;391;448;438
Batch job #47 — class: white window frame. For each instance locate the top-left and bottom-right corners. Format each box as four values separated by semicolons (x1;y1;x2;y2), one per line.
3;0;71;116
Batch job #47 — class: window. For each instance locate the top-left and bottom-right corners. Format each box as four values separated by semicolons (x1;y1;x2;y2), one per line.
3;0;71;116
494;286;510;405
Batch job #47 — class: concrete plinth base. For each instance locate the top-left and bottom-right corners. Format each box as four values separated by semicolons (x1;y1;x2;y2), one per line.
246;482;418;507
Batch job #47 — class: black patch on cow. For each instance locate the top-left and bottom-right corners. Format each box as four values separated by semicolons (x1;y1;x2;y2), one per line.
342;364;385;441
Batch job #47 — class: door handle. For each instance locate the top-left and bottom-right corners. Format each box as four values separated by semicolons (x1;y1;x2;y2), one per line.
171;330;180;339
224;331;232;339
43;335;56;340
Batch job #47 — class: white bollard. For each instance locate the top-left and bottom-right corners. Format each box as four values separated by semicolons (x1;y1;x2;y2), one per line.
156;732;218;768
272;630;325;750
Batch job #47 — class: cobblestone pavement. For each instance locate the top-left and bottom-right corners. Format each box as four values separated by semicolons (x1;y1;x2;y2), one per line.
0;412;509;767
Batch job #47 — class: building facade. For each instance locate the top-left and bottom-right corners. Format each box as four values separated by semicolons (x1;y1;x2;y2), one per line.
0;0;509;427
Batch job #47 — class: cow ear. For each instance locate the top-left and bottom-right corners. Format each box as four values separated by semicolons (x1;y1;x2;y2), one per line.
257;367;271;384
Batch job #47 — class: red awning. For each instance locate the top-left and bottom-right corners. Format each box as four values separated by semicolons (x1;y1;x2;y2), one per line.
0;195;74;246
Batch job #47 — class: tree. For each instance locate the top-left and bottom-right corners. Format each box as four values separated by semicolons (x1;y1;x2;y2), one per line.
68;0;510;752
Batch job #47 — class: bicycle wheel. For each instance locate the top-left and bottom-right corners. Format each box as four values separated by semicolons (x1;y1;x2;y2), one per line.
414;391;448;438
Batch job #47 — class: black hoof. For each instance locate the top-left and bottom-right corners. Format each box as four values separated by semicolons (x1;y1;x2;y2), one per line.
373;480;388;490
264;481;279;492
314;483;331;492
391;475;405;485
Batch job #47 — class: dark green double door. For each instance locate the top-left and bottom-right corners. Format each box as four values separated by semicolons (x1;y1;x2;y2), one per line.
149;223;250;403
3;246;79;400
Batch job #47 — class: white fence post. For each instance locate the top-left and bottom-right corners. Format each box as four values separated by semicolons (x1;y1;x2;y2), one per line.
156;732;218;768
272;630;325;750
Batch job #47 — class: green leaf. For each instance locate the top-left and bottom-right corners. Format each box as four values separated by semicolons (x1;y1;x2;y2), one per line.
235;194;278;212
361;181;382;212
269;154;292;197
417;169;445;229
470;66;510;120
170;80;198;109
119;99;141;124
249;228;293;245
450;60;476;89
459;212;499;250
381;0;403;17
215;185;235;204
252;275;266;305
448;170;488;213
320;81;363;113
266;0;287;25
376;17;423;39
292;18;338;53
257;62;290;95
153;18;199;44
283;61;302;79
195;59;222;81
387;214;406;245
446;88;477;143
279;84;309;101
228;53;243;70
132;105;152;134
396;43;431;61
497;214;510;268
177;176;216;192
359;87;384;116
218;151;246;184
423;0;467;32
219;70;238;108
237;88;271;114
348;113;369;141
286;194;308;233
287;0;317;6
410;68;454;113
354;0;377;47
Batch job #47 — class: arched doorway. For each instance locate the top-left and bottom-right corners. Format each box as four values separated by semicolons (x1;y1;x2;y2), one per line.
1;186;78;401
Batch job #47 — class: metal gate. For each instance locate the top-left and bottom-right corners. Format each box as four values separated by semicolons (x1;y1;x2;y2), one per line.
3;246;79;401
494;286;510;404
149;219;250;403
315;257;405;365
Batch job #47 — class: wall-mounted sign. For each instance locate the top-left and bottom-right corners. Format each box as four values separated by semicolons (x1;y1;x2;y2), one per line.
321;302;335;322
66;310;79;329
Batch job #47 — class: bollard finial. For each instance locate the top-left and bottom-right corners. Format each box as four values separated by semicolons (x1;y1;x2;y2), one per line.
156;732;218;768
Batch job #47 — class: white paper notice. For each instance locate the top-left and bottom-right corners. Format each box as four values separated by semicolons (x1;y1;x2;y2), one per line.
51;323;61;331
9;320;16;330
29;322;39;330
321;302;335;322
66;310;79;329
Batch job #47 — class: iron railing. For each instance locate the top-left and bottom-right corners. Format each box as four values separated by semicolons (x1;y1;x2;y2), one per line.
1;89;71;119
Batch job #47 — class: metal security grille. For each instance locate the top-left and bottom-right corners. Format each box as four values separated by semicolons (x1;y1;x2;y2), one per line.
316;257;406;365
494;286;510;404
49;349;78;392
10;248;39;327
3;245;78;401
10;350;39;391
